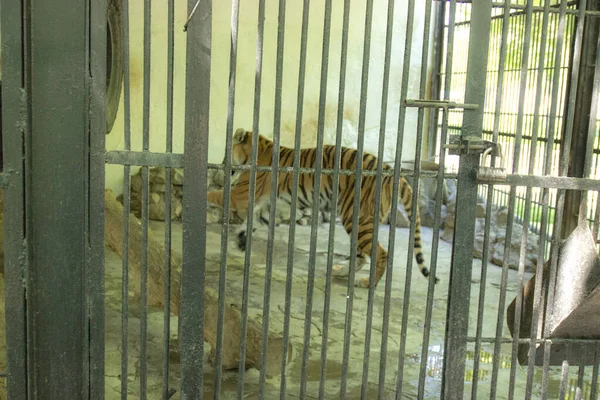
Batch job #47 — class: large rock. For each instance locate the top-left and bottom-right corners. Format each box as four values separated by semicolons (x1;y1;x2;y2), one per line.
490;222;539;272
385;206;410;228
173;168;184;185
476;202;487;218
441;226;454;243
496;206;509;227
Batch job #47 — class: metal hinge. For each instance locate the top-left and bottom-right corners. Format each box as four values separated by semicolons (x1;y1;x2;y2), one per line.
443;135;507;183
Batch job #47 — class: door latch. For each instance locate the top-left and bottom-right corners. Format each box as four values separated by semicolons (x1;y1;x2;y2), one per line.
443;135;507;183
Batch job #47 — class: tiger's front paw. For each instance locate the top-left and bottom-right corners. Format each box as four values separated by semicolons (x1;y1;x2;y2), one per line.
237;231;247;251
332;264;349;277
355;277;371;288
297;217;309;226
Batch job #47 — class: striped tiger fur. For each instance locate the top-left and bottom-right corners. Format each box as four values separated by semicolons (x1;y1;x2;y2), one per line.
224;153;330;226
207;128;438;288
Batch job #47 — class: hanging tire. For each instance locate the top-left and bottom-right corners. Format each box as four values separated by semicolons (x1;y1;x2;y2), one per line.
106;0;123;134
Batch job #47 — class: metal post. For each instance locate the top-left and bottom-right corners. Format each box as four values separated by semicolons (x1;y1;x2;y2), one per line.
1;1;28;398
561;0;600;238
180;0;211;398
441;1;491;399
88;0;108;398
427;0;447;159
1;0;106;398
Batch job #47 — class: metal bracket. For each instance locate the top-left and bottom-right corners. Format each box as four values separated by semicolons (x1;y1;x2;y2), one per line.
404;99;479;110
443;135;508;183
443;135;503;156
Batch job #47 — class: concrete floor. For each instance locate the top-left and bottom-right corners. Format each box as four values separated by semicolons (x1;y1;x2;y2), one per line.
100;220;590;399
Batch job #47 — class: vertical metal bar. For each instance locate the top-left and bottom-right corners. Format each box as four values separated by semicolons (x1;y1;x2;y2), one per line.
83;1;93;393
1;0;28;396
162;0;176;396
576;360;585;398
88;0;107;396
541;339;552;397
546;0;587;339
22;0;91;395
360;0;395;395
509;3;551;400
561;0;599;239
471;4;510;399
559;346;571;400
299;0;331;397
590;343;600;399
427;0;446;159
441;2;491;399
525;1;569;397
398;0;433;397
490;2;535;397
378;1;415;397
258;0;286;396
139;0;152;395
339;0;375;396
120;0;132;395
280;0;311;397
140;181;150;396
592;191;600;241
214;1;239;398
162;186;173;399
23;1;34;395
418;0;456;397
579;16;600;221
180;0;211;397
318;0;349;398
237;1;265;396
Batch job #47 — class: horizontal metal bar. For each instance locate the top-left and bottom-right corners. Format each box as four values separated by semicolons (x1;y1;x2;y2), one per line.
106;150;600;192
221;165;425;177
482;174;600;191
451;2;583;29
405;99;479;109
105;150;184;167
442;1;590;17
467;337;600;345
491;2;600;18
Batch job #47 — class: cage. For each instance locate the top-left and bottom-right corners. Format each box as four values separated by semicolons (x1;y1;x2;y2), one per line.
0;0;599;399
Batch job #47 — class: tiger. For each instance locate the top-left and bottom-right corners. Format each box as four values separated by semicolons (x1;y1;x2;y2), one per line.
207;128;438;288
222;153;331;226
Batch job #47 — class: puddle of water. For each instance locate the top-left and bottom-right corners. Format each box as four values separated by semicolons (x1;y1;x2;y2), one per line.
304;359;343;382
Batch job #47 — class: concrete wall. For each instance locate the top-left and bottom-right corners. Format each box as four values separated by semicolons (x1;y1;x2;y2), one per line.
105;0;435;195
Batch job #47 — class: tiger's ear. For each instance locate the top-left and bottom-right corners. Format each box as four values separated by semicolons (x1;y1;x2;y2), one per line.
233;128;248;144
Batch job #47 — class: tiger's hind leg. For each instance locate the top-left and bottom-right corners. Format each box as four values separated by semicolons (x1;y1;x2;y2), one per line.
354;243;388;288
334;214;388;288
235;199;270;251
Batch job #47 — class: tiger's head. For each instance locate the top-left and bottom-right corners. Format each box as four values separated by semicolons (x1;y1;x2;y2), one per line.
231;128;254;165
222;128;272;186
230;128;273;165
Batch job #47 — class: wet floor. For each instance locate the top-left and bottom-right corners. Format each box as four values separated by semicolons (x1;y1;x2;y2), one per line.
102;220;596;399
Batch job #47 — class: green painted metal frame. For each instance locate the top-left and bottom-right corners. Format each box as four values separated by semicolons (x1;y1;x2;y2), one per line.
1;0;106;398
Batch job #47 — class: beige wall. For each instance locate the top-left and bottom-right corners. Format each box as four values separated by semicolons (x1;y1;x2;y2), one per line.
105;0;435;195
